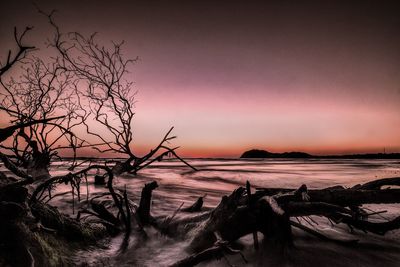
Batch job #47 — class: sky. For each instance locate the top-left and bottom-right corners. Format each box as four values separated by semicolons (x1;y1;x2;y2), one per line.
0;1;399;157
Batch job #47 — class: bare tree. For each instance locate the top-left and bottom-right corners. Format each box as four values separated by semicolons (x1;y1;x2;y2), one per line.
0;27;87;179
44;13;196;175
0;23;133;237
0;27;35;77
0;23;134;241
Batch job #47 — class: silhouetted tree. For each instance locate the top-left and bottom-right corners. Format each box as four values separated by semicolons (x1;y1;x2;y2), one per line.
0;54;87;178
0;24;133;249
44;12;196;175
0;26;35;77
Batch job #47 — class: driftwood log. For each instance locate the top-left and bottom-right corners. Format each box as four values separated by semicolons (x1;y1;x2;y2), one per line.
154;177;400;266
137;181;158;225
181;195;205;212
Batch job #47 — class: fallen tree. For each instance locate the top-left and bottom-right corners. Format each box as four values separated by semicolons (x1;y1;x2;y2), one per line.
143;177;400;266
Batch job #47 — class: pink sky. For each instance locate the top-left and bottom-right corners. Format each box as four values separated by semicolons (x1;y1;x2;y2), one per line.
1;1;399;157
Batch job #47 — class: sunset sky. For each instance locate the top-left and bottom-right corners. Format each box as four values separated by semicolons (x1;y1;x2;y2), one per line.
1;1;399;157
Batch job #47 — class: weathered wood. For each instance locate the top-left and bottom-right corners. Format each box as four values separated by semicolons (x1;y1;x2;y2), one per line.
0;201;26;220
329;213;400;235
246;180;259;250
182;195;204;212
357;177;400;190
175;178;400;260
0;185;28;203
0;116;64;142
91;200;120;226
137;181;158;225
94;174;106;185
256;188;400;206
188;187;245;251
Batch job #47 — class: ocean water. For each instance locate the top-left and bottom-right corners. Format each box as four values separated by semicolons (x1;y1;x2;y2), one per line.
3;158;400;266
44;158;400;217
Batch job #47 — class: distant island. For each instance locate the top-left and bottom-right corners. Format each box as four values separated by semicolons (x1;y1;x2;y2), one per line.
241;149;312;158
240;149;400;159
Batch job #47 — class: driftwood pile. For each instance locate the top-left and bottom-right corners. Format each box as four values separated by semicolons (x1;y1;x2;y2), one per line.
141;178;400;266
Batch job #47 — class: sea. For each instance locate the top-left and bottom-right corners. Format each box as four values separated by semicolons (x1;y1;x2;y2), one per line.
3;158;400;266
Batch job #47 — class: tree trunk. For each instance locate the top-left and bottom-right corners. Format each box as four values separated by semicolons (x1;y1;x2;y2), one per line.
137;181;158;225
